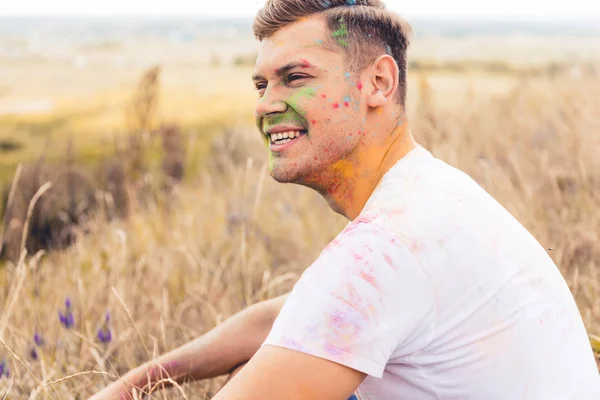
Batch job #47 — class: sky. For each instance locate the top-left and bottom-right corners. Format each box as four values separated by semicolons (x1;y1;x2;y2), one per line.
0;0;599;21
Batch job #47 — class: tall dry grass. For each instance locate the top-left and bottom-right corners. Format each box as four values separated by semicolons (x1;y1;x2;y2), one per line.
0;68;599;398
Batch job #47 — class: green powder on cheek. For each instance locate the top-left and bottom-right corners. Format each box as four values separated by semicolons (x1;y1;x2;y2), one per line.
287;87;317;118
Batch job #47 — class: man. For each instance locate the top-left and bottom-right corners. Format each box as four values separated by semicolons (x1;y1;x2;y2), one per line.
91;1;600;399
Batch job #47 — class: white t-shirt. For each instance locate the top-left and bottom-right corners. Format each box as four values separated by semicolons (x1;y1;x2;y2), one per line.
263;145;600;399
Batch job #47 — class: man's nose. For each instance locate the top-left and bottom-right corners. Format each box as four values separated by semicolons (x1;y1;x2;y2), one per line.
255;85;288;117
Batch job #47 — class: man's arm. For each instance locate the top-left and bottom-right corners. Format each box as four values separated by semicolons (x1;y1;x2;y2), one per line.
213;345;366;400
89;294;288;399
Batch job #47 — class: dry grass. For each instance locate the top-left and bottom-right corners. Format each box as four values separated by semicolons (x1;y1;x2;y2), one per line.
0;65;599;398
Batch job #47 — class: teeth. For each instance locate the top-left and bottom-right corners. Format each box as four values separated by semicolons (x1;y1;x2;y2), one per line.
269;130;305;144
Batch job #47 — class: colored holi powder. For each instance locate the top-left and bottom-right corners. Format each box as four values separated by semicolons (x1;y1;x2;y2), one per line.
265;113;305;128
311;119;317;125
344;72;351;80
299;58;311;68
332;283;374;318
332;102;340;109
344;102;349;107
330;158;355;180
331;18;349;47
323;343;348;358
286;87;317;117
383;254;398;271
358;269;382;291
357;82;363;90
376;107;383;115
282;337;307;352
321;94;327;98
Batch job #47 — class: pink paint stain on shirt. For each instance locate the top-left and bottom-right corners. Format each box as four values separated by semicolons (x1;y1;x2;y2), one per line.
411;242;421;253
384;253;399;271
332;283;375;319
358;269;382;291
282;337;308;352
323;343;350;358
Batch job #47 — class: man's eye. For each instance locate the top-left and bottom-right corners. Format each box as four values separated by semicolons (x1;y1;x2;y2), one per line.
255;82;267;91
287;74;306;83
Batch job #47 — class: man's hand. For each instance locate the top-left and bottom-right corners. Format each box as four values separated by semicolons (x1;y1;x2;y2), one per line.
213;345;366;400
89;294;289;399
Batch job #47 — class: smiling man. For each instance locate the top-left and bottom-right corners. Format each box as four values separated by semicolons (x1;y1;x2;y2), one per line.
90;1;600;399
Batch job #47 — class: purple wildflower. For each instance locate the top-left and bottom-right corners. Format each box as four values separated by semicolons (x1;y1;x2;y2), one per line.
97;312;112;344
30;347;39;361
58;297;74;329
0;359;8;379
34;332;44;347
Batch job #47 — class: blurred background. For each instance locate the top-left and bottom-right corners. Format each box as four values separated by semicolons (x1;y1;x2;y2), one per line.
0;0;599;397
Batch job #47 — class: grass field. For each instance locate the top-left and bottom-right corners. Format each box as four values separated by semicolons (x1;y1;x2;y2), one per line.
0;32;599;397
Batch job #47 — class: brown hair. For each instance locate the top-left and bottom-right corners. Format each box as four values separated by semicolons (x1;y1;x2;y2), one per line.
253;0;413;106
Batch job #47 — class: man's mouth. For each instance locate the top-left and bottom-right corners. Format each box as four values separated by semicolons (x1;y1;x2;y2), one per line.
269;129;308;145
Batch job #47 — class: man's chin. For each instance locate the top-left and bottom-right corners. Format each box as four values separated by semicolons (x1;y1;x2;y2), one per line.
269;168;299;184
269;163;307;185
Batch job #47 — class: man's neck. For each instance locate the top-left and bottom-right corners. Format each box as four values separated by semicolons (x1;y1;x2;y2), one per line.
315;122;417;221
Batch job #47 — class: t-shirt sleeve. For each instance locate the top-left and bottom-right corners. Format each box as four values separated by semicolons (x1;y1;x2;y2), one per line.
262;218;437;378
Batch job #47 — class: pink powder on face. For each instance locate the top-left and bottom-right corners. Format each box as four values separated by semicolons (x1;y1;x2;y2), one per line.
357;82;363;90
344;101;349;107
299;58;311;68
321;94;327;98
333;102;340;109
312;119;317;125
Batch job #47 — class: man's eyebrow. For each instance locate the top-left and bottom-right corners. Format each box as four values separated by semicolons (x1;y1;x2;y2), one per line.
252;61;321;82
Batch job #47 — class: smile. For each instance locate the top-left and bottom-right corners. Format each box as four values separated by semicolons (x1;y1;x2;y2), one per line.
270;129;307;145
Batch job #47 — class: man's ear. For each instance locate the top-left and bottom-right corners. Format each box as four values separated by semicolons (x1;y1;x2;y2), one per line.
365;54;399;109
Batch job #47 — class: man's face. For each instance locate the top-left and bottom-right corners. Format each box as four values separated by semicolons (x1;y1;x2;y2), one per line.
252;16;367;186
